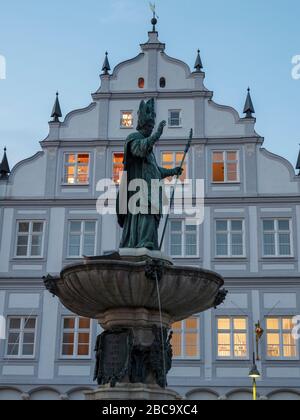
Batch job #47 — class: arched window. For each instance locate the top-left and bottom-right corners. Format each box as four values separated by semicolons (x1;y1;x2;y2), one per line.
160;77;166;88
138;78;145;88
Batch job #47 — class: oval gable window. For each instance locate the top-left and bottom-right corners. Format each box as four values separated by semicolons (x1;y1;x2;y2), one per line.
138;78;145;89
160;77;166;88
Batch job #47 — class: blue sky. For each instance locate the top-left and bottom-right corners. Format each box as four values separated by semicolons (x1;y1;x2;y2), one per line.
0;0;299;168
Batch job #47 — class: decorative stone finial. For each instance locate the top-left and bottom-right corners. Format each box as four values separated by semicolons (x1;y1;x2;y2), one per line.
194;49;203;72
0;146;10;179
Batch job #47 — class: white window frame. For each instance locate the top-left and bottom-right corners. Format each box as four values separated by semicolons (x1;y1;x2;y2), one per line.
262;219;293;258
112;151;124;184
67;220;97;259
60;316;92;359
161;151;188;181
62;152;90;186
120;110;134;129
265;317;299;361
168;109;182;128
215;219;246;258
6;316;37;359
216;317;249;360
212;150;240;183
170;220;199;258
172;318;200;360
15;221;45;259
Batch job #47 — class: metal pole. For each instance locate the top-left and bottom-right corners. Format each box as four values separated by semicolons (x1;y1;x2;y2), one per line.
253;379;257;401
159;129;193;251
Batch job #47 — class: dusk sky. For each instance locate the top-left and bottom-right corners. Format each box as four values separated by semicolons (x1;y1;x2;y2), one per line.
0;0;299;168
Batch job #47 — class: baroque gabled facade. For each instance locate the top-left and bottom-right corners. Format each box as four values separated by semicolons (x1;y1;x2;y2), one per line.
0;23;300;400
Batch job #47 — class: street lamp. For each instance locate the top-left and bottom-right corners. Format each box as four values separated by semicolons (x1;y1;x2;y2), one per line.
249;352;261;401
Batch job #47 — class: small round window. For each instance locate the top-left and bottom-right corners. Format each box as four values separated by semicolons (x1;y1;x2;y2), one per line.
138;78;145;89
160;77;166;88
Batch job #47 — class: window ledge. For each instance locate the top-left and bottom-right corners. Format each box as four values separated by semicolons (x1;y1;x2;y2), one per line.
61;184;90;187
214;257;248;261
211;182;241;185
260;257;296;261
12;257;45;262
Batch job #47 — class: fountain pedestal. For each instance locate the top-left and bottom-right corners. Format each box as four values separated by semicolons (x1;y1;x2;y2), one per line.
44;251;226;400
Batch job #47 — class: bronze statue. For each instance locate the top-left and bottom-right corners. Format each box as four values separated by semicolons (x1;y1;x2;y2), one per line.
117;99;183;250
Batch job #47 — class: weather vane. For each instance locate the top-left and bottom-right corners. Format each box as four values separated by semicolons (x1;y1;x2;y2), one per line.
149;2;159;31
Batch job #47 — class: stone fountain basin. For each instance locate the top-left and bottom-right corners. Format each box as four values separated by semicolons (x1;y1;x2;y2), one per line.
55;259;224;323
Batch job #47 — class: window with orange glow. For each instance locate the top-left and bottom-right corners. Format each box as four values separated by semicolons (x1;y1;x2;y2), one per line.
266;317;297;359
63;153;90;185
217;317;248;359
113;153;124;184
138;78;145;88
61;317;91;358
162;151;187;182
120;111;134;128
172;318;199;359
212;151;239;183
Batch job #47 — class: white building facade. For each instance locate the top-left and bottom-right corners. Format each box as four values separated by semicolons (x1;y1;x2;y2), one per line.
0;25;300;401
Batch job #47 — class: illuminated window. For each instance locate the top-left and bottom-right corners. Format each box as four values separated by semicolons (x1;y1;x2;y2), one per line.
217;317;248;359
6;317;37;358
63;153;90;185
168;110;182;127
138;78;145;88
160;77;166;88
266;317;297;359
61;317;92;358
113;152;124;184
212;151;239;183
172;318;200;359
68;221;97;258
170;220;198;258
120;111;133;128
263;219;292;257
216;220;245;257
162;151;187;182
16;221;45;258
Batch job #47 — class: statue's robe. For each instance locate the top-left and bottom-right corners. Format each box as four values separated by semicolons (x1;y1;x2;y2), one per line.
117;131;175;250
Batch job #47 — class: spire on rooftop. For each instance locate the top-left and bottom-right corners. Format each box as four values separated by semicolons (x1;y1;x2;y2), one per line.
0;147;10;179
194;49;203;72
51;92;62;122
102;52;111;75
243;87;255;118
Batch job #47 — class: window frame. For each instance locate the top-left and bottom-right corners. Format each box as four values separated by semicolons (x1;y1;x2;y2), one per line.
112;152;125;185
262;218;293;258
14;220;46;259
212;150;240;184
216;317;249;360
161;151;188;182
5;316;37;359
62;152;91;186
215;219;246;258
265;317;299;361
168;109;182;128
120;110;134;129
60;316;92;360
67;220;97;259
172;318;200;360
169;220;199;258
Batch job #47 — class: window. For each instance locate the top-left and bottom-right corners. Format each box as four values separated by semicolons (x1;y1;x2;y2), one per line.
162;151;187;182
263;219;292;257
120;111;133;128
63;153;90;185
160;77;166;88
212;151;239;183
168;110;182;127
266;318;297;359
172;318;200;359
16;221;45;258
61;317;92;358
138;78;145;88
217;317;248;359
170;220;198;257
216;220;245;257
68;221;97;258
113;152;124;184
6;317;37;358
